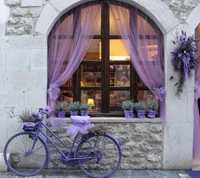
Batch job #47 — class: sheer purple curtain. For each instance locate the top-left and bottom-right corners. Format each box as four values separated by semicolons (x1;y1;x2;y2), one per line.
109;2;165;122
48;2;102;109
193;49;200;158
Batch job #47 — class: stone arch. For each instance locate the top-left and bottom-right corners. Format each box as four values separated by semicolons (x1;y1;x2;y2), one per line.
186;4;200;29
35;0;180;36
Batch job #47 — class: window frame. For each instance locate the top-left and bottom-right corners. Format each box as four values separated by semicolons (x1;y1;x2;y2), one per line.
59;1;159;116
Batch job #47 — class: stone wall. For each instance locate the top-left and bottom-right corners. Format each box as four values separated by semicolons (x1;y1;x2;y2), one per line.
5;0;49;35
4;0;200;36
48;120;163;170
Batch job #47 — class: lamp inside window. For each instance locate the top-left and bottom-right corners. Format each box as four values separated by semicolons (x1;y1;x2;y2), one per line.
87;98;95;111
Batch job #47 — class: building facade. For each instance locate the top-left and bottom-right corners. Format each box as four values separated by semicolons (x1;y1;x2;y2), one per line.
1;0;200;170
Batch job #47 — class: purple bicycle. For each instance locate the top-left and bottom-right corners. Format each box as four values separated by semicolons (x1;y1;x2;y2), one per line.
4;108;122;178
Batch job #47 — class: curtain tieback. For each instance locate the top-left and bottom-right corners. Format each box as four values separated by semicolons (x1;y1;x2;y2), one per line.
48;84;60;100
194;84;200;101
152;87;165;101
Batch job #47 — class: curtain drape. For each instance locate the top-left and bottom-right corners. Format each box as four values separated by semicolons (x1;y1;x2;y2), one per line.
193;52;200;158
109;2;165;122
47;2;102;109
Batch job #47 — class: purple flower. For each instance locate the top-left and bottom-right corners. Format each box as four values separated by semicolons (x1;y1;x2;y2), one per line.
120;76;128;83
170;30;198;96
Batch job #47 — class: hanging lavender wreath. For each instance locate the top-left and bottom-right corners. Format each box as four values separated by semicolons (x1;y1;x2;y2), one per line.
170;31;198;96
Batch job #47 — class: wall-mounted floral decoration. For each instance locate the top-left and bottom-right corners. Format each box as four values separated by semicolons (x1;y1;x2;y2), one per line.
170;30;198;96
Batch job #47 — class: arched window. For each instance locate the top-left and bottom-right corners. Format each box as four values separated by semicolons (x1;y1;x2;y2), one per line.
48;1;164;116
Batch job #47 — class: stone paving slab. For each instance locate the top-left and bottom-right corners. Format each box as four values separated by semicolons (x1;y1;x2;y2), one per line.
0;169;192;178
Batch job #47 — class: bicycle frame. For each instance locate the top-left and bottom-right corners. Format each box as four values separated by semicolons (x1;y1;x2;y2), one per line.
33;120;79;163
4;109;122;178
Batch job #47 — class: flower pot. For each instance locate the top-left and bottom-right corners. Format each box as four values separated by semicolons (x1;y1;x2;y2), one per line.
147;110;157;118
57;111;66;118
80;110;89;116
70;111;78;116
124;110;135;119
136;110;146;118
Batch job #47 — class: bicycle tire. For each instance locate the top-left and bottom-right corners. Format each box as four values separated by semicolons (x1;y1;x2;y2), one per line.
4;132;49;177
76;132;122;178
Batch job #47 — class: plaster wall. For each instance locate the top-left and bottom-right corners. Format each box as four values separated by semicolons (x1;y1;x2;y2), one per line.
0;0;199;170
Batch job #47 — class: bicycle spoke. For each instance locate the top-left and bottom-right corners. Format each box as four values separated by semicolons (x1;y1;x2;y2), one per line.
77;133;122;178
4;132;48;177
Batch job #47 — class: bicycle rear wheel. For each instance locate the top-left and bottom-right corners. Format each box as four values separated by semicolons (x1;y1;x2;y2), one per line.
4;132;49;177
76;132;122;178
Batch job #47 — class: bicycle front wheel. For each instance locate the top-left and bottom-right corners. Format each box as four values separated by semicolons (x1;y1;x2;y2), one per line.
4;132;49;177
76;132;122;178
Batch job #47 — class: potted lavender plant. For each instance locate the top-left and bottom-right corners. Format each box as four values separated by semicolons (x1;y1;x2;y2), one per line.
146;99;158;118
69;101;80;116
121;100;135;119
135;101;146;118
79;103;90;116
56;101;67;118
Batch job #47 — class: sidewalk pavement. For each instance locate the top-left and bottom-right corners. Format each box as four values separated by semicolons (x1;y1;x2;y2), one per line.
0;169;193;178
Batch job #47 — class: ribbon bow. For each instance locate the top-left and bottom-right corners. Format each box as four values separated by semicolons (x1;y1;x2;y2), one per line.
152;87;165;102
48;84;60;100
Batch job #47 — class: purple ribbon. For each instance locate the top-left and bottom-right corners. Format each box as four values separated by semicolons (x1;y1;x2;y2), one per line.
48;84;60;100
152;87;165;101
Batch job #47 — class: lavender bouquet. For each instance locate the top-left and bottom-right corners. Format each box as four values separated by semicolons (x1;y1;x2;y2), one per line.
171;31;198;96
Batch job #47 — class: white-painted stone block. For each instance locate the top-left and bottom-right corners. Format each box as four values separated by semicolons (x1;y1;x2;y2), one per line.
6;49;30;70
30;49;47;69
35;3;60;35
6;36;47;49
0;37;5;70
163;122;193;169
0;71;6;95
21;0;42;7
186;4;200;29
27;70;47;91
24;91;47;108
0;153;9;172
50;0;83;13
3;92;24;108
0;108;7;151
163;24;194;170
133;0;180;33
6;70;29;91
0;24;5;36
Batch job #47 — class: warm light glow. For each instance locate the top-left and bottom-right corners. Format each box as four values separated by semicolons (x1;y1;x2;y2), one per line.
99;40;130;61
140;44;158;61
87;98;95;110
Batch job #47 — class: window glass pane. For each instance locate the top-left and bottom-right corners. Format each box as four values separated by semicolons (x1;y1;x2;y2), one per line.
81;90;101;112
110;90;130;111
81;63;101;87
109;6;129;35
110;64;130;87
83;39;101;61
137;90;155;101
137;78;145;87
81;5;101;35
59;90;73;103
62;77;73;87
109;39;130;61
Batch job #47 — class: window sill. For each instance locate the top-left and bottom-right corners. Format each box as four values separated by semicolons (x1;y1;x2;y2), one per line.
62;117;161;123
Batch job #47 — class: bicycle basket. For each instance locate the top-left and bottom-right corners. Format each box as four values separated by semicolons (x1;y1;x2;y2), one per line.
22;122;38;131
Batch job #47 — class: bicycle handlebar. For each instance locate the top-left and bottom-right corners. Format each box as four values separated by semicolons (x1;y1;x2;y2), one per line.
32;108;50;121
